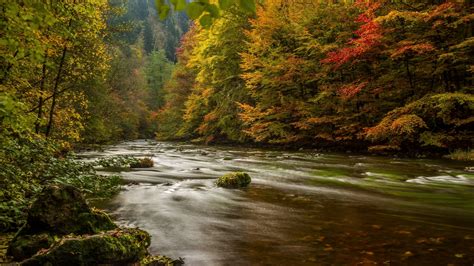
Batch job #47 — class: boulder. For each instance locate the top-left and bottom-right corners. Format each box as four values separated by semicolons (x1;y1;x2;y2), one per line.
20;228;150;265
216;172;251;188
142;255;185;266
6;233;54;261
7;184;116;261
20;184;116;236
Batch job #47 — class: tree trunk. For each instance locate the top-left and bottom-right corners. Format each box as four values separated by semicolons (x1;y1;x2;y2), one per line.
35;55;48;134
45;46;67;137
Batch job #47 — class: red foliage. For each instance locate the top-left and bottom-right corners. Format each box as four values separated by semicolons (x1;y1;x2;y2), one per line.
321;0;383;68
338;81;368;99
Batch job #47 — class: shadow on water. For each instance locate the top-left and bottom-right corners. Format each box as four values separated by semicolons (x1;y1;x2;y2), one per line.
82;140;474;265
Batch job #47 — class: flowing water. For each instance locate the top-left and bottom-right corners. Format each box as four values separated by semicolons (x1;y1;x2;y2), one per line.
79;140;474;265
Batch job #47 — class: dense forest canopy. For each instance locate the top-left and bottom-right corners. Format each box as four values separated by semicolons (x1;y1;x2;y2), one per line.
1;0;473;233
156;0;473;155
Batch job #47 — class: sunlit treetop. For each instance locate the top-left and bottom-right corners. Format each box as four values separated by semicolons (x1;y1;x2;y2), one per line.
155;0;257;27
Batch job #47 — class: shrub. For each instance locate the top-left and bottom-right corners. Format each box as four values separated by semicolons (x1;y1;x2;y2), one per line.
130;158;154;168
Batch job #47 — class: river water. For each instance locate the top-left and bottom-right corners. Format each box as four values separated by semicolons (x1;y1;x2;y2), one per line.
79;140;474;265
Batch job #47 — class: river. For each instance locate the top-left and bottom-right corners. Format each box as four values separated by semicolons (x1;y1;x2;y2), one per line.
79;140;474;265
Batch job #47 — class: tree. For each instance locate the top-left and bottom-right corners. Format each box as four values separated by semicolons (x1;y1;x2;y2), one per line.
155;0;257;28
156;26;199;140
145;50;174;110
180;6;252;143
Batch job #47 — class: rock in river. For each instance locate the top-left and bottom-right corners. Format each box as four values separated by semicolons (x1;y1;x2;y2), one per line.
216;172;252;188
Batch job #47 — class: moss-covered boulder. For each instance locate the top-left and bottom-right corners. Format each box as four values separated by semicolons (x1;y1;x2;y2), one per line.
7;184;117;261
6;233;54;261
141;255;185;266
216;172;251;188
20;228;150;265
21;184;117;235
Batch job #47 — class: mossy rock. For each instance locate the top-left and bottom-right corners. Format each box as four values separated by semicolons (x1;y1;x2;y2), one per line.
20;184;117;236
216;172;251;189
7;184;117;261
6;233;55;261
20;228;150;265
141;255;185;266
130;158;154;168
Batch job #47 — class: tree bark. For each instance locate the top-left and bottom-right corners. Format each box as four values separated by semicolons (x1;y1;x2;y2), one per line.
45;46;67;137
35;54;48;134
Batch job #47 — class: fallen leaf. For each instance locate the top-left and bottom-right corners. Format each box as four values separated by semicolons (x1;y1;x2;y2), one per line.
402;251;414;258
429;237;444;244
396;230;412;235
416;238;428;244
324;245;334;252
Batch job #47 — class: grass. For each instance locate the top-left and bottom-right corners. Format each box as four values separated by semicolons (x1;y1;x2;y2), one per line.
445;149;474;161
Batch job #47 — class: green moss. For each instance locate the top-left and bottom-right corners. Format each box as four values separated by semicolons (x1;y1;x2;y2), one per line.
7;233;55;261
20;228;151;265
130;158;154;168
75;209;117;234
8;184;118;261
141;255;184;266
20;184;117;236
216;172;251;188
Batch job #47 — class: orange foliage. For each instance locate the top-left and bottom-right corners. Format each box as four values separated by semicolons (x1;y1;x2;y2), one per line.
338;81;368;99
390;41;435;59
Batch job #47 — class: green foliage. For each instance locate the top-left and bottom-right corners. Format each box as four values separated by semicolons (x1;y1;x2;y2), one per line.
179;7;252;143
366;93;474;151
157;0;257;28
129;157;154;168
94;155;140;168
0;138;134;232
145;50;174;110
446;149;474;161
155;27;199;140
47;159;123;199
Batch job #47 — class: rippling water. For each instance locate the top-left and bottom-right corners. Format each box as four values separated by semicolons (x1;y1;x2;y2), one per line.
79;140;474;265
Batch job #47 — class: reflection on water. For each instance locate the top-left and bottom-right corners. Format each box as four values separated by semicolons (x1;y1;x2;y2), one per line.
81;140;474;265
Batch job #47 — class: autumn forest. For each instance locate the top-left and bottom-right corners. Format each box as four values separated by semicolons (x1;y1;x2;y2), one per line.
1;0;473;265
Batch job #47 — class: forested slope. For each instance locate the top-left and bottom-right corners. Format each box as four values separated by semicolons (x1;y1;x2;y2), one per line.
157;0;473;155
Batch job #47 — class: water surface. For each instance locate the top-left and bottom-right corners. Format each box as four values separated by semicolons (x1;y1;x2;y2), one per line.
80;140;474;265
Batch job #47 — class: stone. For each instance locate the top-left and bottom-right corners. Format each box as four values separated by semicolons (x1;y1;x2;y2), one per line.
18;184;116;236
216;172;251;188
7;184;116;261
141;255;185;266
20;228;150;265
6;233;54;261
